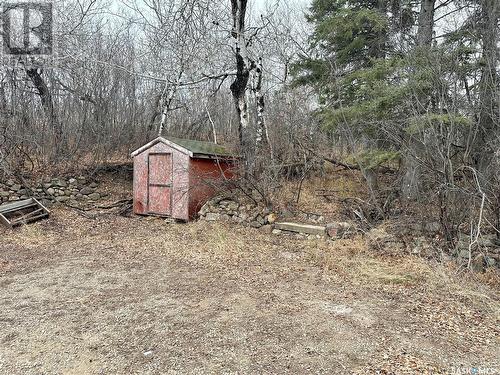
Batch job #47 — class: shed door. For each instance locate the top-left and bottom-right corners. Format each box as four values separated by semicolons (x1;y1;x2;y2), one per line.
148;153;172;215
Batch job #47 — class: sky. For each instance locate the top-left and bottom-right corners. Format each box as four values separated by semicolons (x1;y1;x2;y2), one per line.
253;0;311;13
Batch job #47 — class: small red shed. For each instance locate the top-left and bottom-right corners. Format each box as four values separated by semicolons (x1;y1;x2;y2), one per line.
131;137;236;221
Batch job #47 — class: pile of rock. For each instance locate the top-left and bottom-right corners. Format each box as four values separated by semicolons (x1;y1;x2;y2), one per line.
364;223;498;270
198;196;273;228
0;176;102;206
198;195;357;240
455;233;499;270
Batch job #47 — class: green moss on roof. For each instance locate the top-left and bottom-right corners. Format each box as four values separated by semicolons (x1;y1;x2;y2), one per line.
167;137;231;157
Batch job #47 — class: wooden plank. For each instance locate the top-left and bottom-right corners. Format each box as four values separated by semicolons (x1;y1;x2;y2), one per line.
0;197;50;228
274;222;326;236
0;198;36;213
32;198;50;215
0;203;38;215
11;212;49;226
0;213;11;227
11;208;45;223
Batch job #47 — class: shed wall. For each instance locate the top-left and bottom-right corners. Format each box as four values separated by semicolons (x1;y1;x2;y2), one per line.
133;142;190;220
188;158;235;219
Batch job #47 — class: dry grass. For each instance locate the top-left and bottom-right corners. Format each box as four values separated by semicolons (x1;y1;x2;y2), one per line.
272;169;368;223
1;210;499;374
1;168;499;374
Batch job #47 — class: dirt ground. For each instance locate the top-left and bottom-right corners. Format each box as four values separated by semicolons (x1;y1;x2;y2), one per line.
0;165;498;374
0;204;499;374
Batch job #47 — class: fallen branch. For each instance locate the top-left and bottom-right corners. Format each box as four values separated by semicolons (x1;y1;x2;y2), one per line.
96;199;132;209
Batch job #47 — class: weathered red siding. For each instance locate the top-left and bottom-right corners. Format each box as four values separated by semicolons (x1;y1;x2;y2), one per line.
133;142;190;220
188;158;235;219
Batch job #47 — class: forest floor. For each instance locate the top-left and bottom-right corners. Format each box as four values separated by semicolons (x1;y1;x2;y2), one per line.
0;170;499;374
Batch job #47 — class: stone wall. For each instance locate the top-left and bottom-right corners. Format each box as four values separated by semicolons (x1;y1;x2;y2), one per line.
0;176;102;206
200;195;498;270
198;196;272;228
455;233;499;270
365;225;498;270
198;195;356;240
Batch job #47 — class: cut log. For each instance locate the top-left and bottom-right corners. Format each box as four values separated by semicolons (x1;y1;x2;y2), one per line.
274;222;326;236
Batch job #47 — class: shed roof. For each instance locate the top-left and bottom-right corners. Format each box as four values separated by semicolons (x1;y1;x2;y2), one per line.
131;136;232;158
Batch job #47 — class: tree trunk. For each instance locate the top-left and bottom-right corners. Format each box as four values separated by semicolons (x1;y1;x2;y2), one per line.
254;58;272;159
475;0;499;169
416;0;435;47
402;0;436;201
26;68;62;152
230;0;252;171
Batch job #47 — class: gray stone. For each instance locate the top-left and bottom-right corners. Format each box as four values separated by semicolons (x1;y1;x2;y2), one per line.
471;254;485;272
0;191;9;198
20;195;29;199
457;233;499;248
227;201;239;211
205;213;220;221
249;221;262;228
458;249;470;259
272;229;282;235
56;196;69;202
6;180;14;186
280;209;294;218
326;222;352;238
43;183;52;189
11;184;21;191
260;225;273;234
40;199;52;207
55;179;67;188
9;196;20;201
89;182;98;188
80;187;94;195
69;178;77;184
88;193;101;200
485;257;496;268
199;203;210;216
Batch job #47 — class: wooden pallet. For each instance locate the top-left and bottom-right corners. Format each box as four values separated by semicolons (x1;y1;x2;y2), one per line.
0;198;50;227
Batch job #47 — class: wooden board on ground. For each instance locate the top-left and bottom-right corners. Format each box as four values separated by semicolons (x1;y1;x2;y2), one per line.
274;222;326;236
0;198;50;228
